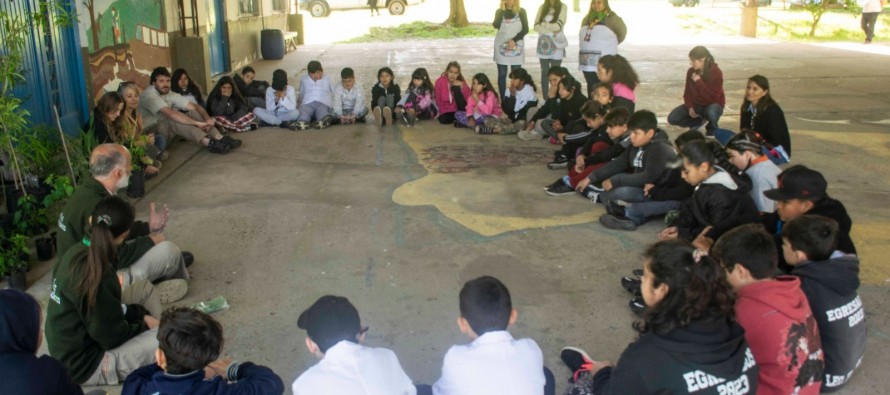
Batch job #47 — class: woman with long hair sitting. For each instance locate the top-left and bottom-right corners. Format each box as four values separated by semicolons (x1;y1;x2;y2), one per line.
206;75;258;133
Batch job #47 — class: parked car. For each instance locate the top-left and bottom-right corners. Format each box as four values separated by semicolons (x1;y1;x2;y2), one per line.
670;0;700;7
299;0;424;17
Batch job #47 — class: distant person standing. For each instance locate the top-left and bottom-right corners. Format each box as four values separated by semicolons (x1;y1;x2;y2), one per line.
368;0;381;16
578;0;626;97
493;0;529;99
861;0;885;44
534;0;568;97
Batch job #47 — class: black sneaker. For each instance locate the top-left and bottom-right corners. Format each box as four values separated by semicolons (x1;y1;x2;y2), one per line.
547;155;568;170
580;186;600;203
207;139;229;154
629;296;646;316
560;346;595;384
545;182;575;196
600;214;636;231
219;135;242;149
604;201;625;217
475;124;495;135
632;268;643;278
317;115;333;129
621;276;642;294
182;251;194;268
544;179;566;191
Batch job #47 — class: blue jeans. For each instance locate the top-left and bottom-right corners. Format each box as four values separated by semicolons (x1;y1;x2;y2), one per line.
153;133;167;153
625;199;683;225
667;103;723;132
496;64;520;100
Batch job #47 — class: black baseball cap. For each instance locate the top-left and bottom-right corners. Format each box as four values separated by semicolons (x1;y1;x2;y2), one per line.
763;165;827;201
297;295;361;352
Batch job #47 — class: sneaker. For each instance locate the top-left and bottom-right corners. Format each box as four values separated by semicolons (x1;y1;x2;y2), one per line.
560;346;595;384
295;121;310;131
580;186;600;203
317;115;333;129
604;201;625;217
620;276;642;294
632;268;643;278
373;107;383;127
155;279;188;303
157;151;169;161
629;296;646;316
219;135;242;149
407;113;417;126
383;107;393;126
549;136;560;145
207;139;229;154
543;178;566;191
600;214;637;231
182;251;194;268
693;119;709;133
545;182;575;196
248;122;259;131
475;124;496;135
517;129;542;141
453;120;463;128
547;155;568;170
399;112;410;126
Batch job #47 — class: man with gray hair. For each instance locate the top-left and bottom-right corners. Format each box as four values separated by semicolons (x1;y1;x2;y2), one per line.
56;144;191;303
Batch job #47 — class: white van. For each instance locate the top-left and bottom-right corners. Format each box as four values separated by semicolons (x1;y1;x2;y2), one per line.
298;0;425;17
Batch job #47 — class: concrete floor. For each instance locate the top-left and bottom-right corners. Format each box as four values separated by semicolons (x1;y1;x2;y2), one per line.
26;5;890;394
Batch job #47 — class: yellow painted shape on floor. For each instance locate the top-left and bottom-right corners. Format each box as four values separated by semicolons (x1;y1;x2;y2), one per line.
796;130;890;157
393;130;601;237
851;224;890;286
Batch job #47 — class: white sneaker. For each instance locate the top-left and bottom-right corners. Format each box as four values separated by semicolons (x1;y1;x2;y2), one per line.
517;129;542;141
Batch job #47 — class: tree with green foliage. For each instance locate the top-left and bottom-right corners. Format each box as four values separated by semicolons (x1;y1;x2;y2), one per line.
801;0;859;37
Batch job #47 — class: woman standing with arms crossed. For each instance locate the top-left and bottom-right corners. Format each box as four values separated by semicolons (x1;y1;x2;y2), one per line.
578;0;626;97
534;0;568;97
493;0;529;100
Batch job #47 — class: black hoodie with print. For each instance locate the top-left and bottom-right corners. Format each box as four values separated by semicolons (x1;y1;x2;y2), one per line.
792;253;866;393
765;195;857;273
672;167;761;241
592;318;759;394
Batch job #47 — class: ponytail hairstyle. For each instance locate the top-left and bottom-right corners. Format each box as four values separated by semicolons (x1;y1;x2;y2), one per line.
581;100;608;120
442;61;465;82
633;240;735;336
557;74;582;98
411;67;435;94
508;67;537;93
688;46;715;80
472;73;497;99
740;75;777;118
74;196;135;314
682;139;742;176
598;54;639;90
537;0;563;25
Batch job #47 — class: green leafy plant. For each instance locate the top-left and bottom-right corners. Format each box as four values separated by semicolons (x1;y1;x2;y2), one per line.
13;194;47;237
42;175;74;208
799;0;859;36
65;130;97;184
0;233;30;277
124;135;155;171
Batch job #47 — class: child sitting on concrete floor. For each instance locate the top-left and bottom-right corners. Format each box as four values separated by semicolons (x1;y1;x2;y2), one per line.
725;130;781;214
713;224;824;395
782;215;866;393
433;276;554;395
291;295;420;395
295;60;334;130
122;307;284;394
762;165;857;272
332;67;368;125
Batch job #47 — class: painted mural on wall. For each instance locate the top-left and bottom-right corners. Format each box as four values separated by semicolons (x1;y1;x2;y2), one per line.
76;0;170;103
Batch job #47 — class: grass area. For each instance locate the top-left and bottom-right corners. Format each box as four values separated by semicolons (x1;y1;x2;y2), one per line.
677;7;890;42
342;21;496;43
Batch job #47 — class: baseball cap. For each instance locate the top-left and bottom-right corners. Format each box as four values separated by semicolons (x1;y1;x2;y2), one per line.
763;165;827;201
297;295;361;352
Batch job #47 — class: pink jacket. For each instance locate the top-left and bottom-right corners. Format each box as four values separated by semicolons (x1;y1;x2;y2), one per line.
466;91;503;118
434;75;471;114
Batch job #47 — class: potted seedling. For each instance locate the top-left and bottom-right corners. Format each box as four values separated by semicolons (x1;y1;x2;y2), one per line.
13;194;53;261
125;136;154;199
1;233;30;290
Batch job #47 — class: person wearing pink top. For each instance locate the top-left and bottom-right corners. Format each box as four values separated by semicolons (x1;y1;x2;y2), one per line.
435;62;472;125
455;73;503;134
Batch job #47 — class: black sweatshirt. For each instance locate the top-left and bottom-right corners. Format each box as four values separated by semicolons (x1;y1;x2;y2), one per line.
592;318;759;394
371;82;401;110
740;103;791;156
590;129;676;189
792;253;866;393
206;95;250;121
765;195;857;272
671;168;761;241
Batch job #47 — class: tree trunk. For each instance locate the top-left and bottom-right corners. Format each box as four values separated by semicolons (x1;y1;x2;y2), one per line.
446;0;469;28
85;0;99;50
809;13;821;37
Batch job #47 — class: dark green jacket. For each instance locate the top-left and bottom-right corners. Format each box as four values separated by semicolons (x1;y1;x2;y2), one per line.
45;244;148;383
56;177;153;268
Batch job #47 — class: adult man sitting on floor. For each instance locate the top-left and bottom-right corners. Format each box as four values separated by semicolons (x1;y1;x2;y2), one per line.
56;144;192;303
140;66;241;154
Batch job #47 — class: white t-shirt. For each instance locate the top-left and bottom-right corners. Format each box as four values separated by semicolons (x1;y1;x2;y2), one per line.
746;159;781;213
862;0;882;13
292;341;416;395
433;331;545;395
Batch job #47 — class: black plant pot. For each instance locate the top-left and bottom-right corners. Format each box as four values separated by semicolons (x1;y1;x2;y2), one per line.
5;272;26;290
127;170;146;199
0;215;12;237
36;237;54;261
4;184;23;214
